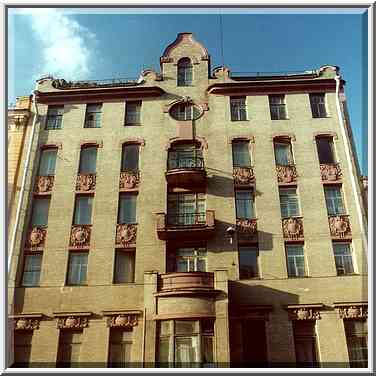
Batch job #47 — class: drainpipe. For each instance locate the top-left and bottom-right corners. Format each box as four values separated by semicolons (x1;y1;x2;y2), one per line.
142;307;146;367
334;74;368;250
8;84;39;271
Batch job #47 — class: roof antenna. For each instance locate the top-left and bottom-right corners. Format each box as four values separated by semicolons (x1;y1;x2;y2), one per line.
219;10;225;68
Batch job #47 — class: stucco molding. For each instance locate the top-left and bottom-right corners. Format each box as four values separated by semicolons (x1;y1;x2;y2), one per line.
79;140;103;148
119;138;146;148
10;314;43;331
271;133;296;142
313;132;338;141
285;304;324;320
229;135;255;144
40;143;62;150
54;313;91;330
165;136;208;151
333;303;368;319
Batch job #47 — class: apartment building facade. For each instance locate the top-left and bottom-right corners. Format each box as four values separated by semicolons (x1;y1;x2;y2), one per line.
8;32;368;368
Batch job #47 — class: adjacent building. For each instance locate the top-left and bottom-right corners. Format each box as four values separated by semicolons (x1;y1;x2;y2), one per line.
8;33;368;368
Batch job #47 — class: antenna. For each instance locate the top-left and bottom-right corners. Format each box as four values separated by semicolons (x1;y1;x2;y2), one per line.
219;11;225;68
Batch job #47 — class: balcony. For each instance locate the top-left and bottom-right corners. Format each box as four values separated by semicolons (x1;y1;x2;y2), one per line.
236;218;258;243
282;217;304;241
34;175;54;194
24;226;47;250
76;173;96;193
165;156;206;187
328;214;352;239
276;164;297;185
69;225;92;249
156;210;215;241
233;166;255;187
158;272;215;295
119;170;140;191
320;163;342;183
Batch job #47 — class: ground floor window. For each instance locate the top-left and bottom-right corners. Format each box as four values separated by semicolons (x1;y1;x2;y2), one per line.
56;330;83;367
293;321;319;367
157;319;214;367
344;319;367;368
108;328;133;367
13;331;33;367
241;320;268;366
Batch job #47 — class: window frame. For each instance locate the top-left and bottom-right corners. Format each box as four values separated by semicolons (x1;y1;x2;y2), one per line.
117;193;137;224
310;93;328;118
30;196;51;227
273;139;294;166
108;328;133;367
324;186;346;216
167;143;203;170
121;144;140;172
21;253;43;287
84;103;102;128
38;147;58;176
316;136;336;164
238;246;259;279
279;187;300;218
285;244;306;278
78;145;98;174
293;321;319;367
230;96;247;121
235;189;255;219
232;140;251;167
344;319;368;368
125;101;142;125
73;195;93;225
113;249;136;284
45;105;64;130
333;242;355;275
66;252;89;286
175;247;207;272
269;94;287;120
177;58;193;87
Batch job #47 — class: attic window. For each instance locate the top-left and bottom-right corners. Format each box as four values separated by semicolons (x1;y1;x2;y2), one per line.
177;58;193;86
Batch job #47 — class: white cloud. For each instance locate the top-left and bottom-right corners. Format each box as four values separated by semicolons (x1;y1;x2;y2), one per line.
21;9;96;80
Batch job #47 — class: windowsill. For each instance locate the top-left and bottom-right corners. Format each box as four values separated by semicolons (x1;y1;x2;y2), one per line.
113;282;136;285
124;123;142;126
287;276;310;279
84;126;102;129
44;128;62;131
230;119;249;122
271;118;289;121
336;273;359;277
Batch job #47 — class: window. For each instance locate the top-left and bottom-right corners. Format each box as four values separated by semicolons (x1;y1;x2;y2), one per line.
310;93;327;118
232;141;251;167
108;329;133;367
121;144;139;172
175;247;207;272
324;186;345;215
293;321;318;367
274;140;293;166
125;101;141;125
269;95;287;120
57;330;83;367
118;194;137;224
13;332;33;366
333;243;354;275
30;197;50;226
66;252;88;285
230;97;247;121
46;106;64;130
38;148;57;176
241;320;268;365
158;319;214;367
73;196;93;225
239;246;259;279
177;58;193;86
316;137;335;164
22;254;42;287
114;250;135;283
286;244;305;277
279;188;299;217
167;193;205;225
170;103;201;121
344;320;368;367
168;143;203;170
79;146;97;174
235;190;255;219
84;103;102;128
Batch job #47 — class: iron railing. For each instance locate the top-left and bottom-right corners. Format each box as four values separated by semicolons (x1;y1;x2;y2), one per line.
167;156;204;170
167;212;206;226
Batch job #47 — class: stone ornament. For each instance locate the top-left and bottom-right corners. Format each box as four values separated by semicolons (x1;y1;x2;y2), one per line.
276;165;297;184
76;173;96;192
119;171;140;190
282;217;304;240
236;218;258;238
233;167;255;186
116;224;137;247
14;317;40;331
108;314;138;328
35;175;54;194
70;225;91;248
25;227;47;249
57;316;89;329
320;163;342;182
338;305;367;319
289;308;321;321
328;215;351;239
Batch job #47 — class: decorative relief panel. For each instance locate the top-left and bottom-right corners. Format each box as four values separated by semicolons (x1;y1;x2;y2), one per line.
320;163;342;182
57;316;89;329
338;305;367;319
70;225;91;249
288;307;321;321
25;226;47;250
107;314;138;328
276;165;297;184
116;224;137;248
76;173;96;192
13;317;40;330
34;175;54;194
233;167;255;186
236;218;258;241
282;217;304;241
119;171;140;190
328;215;352;239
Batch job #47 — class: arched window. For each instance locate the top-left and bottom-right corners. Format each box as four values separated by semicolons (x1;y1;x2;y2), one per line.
177;58;193;86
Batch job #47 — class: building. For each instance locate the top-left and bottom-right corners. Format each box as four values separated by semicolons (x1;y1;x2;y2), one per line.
7;32;368;368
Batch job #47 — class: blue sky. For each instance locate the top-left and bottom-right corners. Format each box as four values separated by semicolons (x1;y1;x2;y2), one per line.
8;8;368;174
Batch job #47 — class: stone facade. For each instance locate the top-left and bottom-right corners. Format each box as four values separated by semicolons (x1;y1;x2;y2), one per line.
7;33;368;368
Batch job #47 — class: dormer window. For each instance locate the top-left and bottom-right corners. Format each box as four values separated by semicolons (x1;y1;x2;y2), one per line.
177;58;193;86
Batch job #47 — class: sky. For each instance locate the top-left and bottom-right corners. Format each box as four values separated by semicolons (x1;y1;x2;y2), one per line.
7;8;368;174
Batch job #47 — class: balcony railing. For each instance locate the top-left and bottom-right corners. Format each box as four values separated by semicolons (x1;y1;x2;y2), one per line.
166;156;206;187
167;212;206;226
167;156;204;170
276;164;297;184
159;272;214;293
320;163;342;183
34;175;55;194
233;166;255;186
25;226;47;250
328;214;352;239
76;173;96;192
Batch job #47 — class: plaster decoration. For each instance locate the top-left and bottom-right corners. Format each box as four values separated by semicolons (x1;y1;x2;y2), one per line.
328;215;351;239
289;308;321;321
119;171;140;190
108;314;138;328
276;165;297;184
213;66;231;79
282;217;304;240
57;316;89;329
338;305;367;319
35;175;54;194
26;227;47;249
320;163;342;182
236;218;258;236
70;225;91;248
14;317;40;330
116;224;137;247
233;167;255;186
76;173;96;192
51;78;141;90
